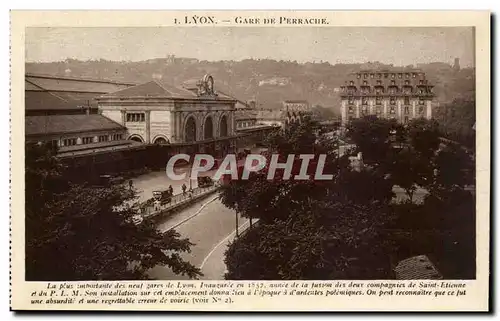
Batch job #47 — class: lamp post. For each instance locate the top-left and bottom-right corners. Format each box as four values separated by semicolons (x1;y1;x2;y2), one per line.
233;141;239;238
235;212;239;238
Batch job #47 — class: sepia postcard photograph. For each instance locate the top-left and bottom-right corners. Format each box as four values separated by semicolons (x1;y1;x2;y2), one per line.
9;10;490;311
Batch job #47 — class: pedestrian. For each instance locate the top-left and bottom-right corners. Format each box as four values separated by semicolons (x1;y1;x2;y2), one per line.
154;199;161;212
182;183;187;194
168;184;174;196
128;179;133;190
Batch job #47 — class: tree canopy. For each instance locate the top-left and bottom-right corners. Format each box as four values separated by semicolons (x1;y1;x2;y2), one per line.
25;142;201;280
221;116;475;280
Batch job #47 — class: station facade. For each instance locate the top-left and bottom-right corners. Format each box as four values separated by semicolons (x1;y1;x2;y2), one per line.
97;75;239;158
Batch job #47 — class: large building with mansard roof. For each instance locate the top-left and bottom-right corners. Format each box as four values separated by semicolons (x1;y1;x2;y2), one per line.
96;74;238;157
339;69;435;126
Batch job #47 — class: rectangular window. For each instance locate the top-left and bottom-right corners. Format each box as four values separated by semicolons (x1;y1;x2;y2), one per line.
419;100;425;105
412;73;417;78
126;112;146;122
390;107;396;114
405;73;410;78
364;74;368;79
376;107;381;114
362;98;368;105
98;135;109;142
82;137;94;144
419;80;424;85
370;74;374;78
398;73;403;79
391;74;395;78
349;81;354;85
384;73;389;78
376;80;382;85
404;106;409;114
357;74;361;79
62;138;77;147
111;134;123;141
390;99;396;105
404;116;409;123
419;106;425;113
404;96;410;105
348;106;354;113
378;73;382;79
348;97;354;105
376;97;382;105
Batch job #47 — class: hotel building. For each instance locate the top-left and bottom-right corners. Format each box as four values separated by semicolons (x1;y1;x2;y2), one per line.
339;69;434;126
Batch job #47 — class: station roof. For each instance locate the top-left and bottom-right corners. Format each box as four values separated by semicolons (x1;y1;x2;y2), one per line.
99;80;236;101
26;73;135;93
26;114;125;136
25;73;135;111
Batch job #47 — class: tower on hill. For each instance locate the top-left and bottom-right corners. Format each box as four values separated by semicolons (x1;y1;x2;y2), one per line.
453;58;461;72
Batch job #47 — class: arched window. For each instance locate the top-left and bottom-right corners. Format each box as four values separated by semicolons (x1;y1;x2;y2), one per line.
185;116;197;143
219;115;228;137
154;137;169;145
128;135;144;143
204;116;214;140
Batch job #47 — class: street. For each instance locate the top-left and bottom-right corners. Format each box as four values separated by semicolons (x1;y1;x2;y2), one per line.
131;166;218;202
148;197;248;280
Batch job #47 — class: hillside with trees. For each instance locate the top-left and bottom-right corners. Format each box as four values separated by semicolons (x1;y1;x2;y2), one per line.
26;57;475;116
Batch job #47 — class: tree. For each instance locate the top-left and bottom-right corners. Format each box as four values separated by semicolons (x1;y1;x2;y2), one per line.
435;98;476;148
224;200;395;280
335;168;394;205
25;143;201;280
346;116;400;169
221;120;396;280
389;148;428;203
432;143;474;192
220;118;339;223
407;118;441;160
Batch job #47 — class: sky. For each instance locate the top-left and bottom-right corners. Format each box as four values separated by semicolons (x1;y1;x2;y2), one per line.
25;27;475;67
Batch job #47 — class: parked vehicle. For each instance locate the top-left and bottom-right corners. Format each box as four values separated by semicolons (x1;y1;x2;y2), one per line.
93;174;125;187
152;189;172;205
197;176;214;188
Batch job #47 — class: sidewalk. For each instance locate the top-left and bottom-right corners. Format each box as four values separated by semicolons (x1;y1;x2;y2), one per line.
142;186;219;219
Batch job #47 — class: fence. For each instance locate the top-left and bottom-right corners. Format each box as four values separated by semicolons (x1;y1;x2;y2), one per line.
141;185;220;219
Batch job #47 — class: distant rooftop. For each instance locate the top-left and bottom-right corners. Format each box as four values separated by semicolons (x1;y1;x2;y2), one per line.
283;100;309;104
